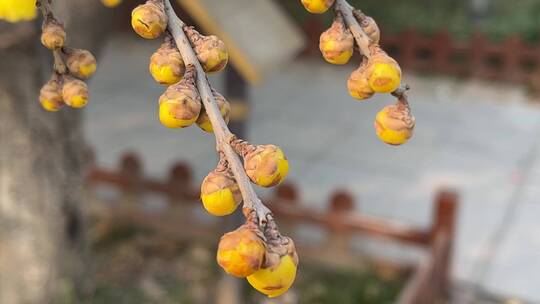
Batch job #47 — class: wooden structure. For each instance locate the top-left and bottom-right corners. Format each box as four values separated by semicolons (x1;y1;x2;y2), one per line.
301;18;540;85
86;153;458;304
177;0;305;84
381;29;539;83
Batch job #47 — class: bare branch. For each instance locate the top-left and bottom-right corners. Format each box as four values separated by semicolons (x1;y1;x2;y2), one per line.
335;0;372;58
162;0;272;226
52;49;67;74
392;84;411;110
336;0;413;104
38;0;67;75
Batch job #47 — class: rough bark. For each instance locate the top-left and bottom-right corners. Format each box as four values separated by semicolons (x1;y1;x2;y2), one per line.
0;1;112;303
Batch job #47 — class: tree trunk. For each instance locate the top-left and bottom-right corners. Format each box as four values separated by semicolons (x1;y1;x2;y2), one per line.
0;1;112;303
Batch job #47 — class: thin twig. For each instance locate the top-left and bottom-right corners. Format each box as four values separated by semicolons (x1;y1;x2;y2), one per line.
52;49;67;74
392;84;411;109
37;0;67;74
336;0;413;103
335;0;372;59
37;0;52;19
162;0;272;226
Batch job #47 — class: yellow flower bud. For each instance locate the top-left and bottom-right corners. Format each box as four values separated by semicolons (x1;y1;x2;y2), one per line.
368;47;401;93
200;170;242;216
186;28;228;73
217;224;265;277
131;0;167;39
359;16;380;44
158;93;201;128
62;77;88;108
66;48;97;79
244;145;289;188
158;67;201;128
196;90;231;133
347;61;374;101
301;0;335;14
0;0;37;23
374;104;415;146
40;19;66;50
39;75;64;112
100;0;122;8
319;15;354;65
149;40;185;85
247;254;298;298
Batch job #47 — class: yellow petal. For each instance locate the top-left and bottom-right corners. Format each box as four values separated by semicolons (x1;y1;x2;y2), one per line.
0;0;37;23
68;95;88;108
201;188;239;216
159;101;197;128
369;63;401;93
301;0;333;14
247;255;297;298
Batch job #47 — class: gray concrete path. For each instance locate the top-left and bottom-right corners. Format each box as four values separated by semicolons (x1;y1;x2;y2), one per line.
86;35;540;302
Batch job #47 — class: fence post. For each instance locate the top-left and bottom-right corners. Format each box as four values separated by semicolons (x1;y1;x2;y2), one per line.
167;161;194;202
503;35;523;81
326;190;356;256
119;153;143;194
469;31;488;78
433;30;451;74
401;28;419;69
301;16;325;56
431;189;458;300
275;182;299;202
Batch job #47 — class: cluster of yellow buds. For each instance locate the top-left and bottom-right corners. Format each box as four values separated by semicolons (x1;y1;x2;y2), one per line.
200;146;293;296
200;141;289;219
217;220;298;298
38;6;97;111
132;1;296;297
131;0;229;131
303;0;415;146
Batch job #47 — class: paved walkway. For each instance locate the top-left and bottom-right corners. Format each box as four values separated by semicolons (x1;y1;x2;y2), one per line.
86;35;540;302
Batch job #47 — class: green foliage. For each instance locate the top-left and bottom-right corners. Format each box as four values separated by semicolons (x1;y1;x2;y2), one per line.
294;265;403;304
85;285;151;304
278;0;540;42
244;263;404;304
483;0;540;42
70;218;405;303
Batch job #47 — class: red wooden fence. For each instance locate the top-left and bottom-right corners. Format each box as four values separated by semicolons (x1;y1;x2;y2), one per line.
302;18;540;85
86;152;458;304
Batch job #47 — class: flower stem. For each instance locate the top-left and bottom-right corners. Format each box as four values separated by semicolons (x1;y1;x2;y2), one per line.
162;0;272;226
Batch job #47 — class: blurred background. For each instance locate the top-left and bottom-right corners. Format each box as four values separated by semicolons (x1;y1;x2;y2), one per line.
2;0;540;303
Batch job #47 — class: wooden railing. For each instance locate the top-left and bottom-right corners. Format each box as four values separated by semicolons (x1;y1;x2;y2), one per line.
86;152;458;304
382;29;539;84
301;18;540;86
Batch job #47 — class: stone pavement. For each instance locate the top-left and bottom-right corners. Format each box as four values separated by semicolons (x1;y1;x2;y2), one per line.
86;35;540;302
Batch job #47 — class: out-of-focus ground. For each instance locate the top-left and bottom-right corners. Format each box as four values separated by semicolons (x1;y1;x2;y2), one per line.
86;34;540;302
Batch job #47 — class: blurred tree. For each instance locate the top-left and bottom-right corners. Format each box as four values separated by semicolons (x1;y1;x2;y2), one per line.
0;1;112;303
278;0;540;42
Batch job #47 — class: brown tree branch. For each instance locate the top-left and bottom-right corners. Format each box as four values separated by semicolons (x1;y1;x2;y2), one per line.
52;49;67;74
37;0;67;74
162;0;272;226
335;0;372;59
392;84;411;109
336;0;413;104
